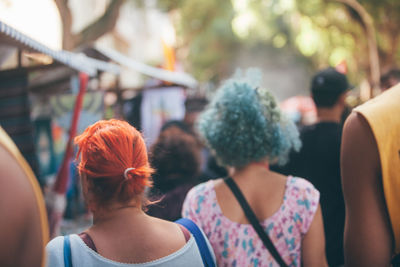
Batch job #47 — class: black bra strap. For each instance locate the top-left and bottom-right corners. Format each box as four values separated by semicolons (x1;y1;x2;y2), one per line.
224;177;288;267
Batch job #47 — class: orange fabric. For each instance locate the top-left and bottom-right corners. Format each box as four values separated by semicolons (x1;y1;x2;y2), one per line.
162;40;176;72
0;127;49;267
355;84;400;253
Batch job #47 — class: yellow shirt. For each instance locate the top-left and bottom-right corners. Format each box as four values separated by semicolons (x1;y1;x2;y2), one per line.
355;84;400;253
0;127;49;266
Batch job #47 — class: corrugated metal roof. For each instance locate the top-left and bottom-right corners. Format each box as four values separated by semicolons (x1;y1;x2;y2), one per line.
0;21;120;76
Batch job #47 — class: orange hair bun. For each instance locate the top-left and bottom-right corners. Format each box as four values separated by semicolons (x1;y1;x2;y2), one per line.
75;119;153;205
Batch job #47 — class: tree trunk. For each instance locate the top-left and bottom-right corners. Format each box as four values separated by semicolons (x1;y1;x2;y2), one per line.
54;0;74;50
70;0;125;49
54;0;125;50
332;0;380;98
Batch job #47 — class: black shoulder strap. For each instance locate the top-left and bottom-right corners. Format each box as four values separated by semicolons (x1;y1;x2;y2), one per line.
224;177;288;267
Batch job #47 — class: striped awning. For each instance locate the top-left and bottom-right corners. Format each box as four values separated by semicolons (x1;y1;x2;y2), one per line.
0;21;120;76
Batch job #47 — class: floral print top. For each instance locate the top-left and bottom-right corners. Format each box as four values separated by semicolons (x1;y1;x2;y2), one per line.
182;176;320;267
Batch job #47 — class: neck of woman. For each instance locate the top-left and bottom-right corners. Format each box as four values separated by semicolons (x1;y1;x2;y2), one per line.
91;201;145;226
232;160;271;180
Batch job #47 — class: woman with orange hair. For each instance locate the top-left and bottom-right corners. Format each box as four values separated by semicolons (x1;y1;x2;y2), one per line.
46;119;215;267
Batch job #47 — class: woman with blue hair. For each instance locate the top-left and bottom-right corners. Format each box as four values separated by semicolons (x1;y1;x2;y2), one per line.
182;70;327;267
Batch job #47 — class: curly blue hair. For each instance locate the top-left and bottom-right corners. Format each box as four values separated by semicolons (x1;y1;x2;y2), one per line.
197;69;301;167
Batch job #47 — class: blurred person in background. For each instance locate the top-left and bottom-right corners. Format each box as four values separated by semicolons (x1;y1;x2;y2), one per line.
0;127;49;267
183;70;327;267
341;84;400;267
184;97;228;180
147;120;202;221
380;69;400;91
46;119;214;267
273;67;349;266
183;97;208;133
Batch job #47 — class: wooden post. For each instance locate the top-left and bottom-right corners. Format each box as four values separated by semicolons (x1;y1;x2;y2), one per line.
17;49;22;68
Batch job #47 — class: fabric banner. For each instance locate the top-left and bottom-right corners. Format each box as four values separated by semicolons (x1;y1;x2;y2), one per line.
140;86;186;146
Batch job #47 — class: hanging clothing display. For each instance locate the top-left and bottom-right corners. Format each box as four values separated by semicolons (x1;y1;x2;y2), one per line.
140;86;186;146
34;117;57;180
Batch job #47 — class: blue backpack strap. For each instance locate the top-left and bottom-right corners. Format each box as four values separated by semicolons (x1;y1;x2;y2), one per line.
176;218;215;267
63;235;73;267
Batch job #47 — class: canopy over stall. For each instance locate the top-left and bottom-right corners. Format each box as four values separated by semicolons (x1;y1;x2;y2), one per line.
95;45;197;89
0;21;120;76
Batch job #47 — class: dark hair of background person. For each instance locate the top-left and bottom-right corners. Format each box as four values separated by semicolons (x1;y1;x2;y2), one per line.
311;67;350;108
147;123;202;221
184;97;209;133
160;120;193;136
380;69;400;91
184;97;208;113
150;124;201;193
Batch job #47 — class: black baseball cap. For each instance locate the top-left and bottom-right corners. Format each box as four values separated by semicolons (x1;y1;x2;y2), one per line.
311;67;350;94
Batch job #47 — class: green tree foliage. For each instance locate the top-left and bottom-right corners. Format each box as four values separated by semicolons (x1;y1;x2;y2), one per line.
293;0;367;81
157;0;400;85
357;0;400;68
158;0;238;82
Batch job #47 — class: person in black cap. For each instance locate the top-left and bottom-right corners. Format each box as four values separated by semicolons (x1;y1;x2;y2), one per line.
273;67;349;267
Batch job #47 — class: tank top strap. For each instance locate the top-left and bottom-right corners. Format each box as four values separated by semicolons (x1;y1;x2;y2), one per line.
79;232;97;252
177;224;191;242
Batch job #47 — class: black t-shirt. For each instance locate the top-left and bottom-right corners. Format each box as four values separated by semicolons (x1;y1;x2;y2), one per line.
273;122;345;266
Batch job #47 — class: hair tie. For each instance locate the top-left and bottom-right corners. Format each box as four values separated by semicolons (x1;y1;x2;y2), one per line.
124;167;136;180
